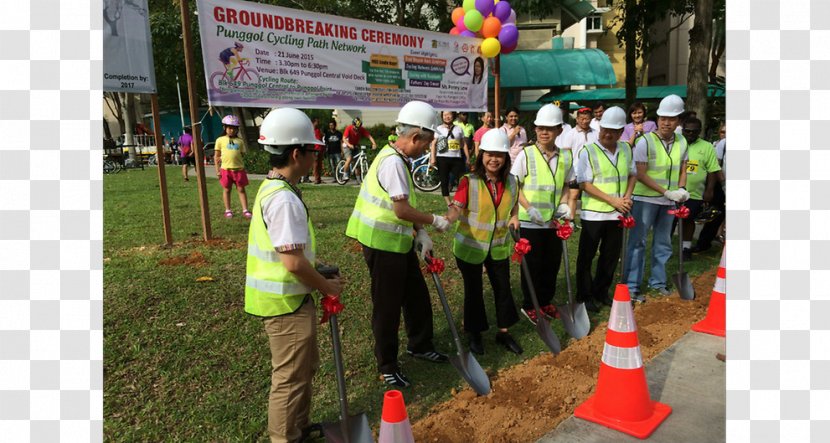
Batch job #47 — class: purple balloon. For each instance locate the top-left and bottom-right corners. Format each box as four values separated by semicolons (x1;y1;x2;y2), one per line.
506;9;516;24
460;30;477;38
475;0;494;17
501;41;517;54
493;2;511;22
498;23;519;48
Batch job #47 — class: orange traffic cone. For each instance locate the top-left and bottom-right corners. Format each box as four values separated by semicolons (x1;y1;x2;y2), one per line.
378;390;414;443
692;246;726;337
574;283;672;439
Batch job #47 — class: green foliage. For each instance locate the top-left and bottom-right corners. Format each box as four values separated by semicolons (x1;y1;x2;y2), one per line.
244;145;272;174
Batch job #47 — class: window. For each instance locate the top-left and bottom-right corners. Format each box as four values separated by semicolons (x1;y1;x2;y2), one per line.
586;14;603;32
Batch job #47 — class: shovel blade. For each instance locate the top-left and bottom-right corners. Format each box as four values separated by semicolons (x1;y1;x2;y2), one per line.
673;272;696;300
322;414;374;443
449;352;491;396
535;316;562;355
556;303;591;339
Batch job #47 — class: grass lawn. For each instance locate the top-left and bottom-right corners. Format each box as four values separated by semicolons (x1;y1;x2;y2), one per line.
104;166;721;441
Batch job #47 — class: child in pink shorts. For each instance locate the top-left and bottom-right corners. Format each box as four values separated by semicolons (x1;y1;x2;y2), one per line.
213;115;251;219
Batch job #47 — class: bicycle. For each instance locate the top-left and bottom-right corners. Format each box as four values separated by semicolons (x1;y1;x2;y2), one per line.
209;60;259;91
410;152;440;192
335;146;370;185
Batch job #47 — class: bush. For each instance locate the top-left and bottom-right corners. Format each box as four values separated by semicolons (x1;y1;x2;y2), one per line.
244;146;271;174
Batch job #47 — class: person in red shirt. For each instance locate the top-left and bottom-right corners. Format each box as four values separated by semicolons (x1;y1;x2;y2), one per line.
445;129;523;356
341;117;377;181
309;117;325;184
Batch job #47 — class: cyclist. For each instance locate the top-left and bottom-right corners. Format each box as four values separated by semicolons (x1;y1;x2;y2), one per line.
219;42;246;79
341;117;377;182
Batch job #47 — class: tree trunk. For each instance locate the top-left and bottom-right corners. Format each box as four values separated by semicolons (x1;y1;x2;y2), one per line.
234;107;249;145
623;0;637;110
687;0;714;133
124;93;137;161
709;16;725;82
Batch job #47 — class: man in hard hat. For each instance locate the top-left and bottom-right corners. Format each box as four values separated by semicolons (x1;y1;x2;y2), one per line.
561;106;598;157
346;101;451;388
624;94;690;302
510;103;578;323
245;108;344;443
575;106;638;312
676;116;724;260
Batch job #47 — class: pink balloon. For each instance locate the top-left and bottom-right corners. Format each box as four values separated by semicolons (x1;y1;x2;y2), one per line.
493;1;511;21
456;19;467;33
450;27;461;36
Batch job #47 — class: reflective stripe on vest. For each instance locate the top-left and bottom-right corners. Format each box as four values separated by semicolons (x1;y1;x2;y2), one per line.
518;145;571;222
582;142;632;213
345;146;416;253
245;179;316;317
633;132;687;197
453;175;517;264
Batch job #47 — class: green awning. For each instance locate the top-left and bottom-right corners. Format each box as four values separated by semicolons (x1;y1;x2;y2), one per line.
488;49;617;89
537;84;726;103
561;0;597;22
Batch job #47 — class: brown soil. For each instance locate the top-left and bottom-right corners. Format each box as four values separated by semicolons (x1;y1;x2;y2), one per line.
158;252;209;267
411;269;717;443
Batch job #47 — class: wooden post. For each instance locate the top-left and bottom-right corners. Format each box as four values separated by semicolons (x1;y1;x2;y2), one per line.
179;0;212;241
150;94;173;247
494;55;501;125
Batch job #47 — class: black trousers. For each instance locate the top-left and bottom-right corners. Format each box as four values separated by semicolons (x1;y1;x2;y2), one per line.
437;156;466;197
576;220;623;303
456;254;519;333
362;245;435;374
519;228;562;309
696;182;725;249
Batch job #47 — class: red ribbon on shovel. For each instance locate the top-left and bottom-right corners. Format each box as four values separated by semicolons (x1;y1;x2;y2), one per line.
617;214;636;229
320;294;344;324
425;256;446;274
553;220;574;240
668;205;690;219
512;238;532;263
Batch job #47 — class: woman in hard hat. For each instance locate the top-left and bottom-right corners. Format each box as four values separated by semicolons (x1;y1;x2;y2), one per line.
213;114;252;219
445;129;523;355
510;104;578;324
621;102;657;146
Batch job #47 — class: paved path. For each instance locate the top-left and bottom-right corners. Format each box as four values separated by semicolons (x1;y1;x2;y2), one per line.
537;331;725;443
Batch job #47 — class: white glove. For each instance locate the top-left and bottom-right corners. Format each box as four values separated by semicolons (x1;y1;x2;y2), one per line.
431;214;451;232
527;206;545;226
663;190;682;202
677;188;690;202
414;228;433;260
554;203;572;220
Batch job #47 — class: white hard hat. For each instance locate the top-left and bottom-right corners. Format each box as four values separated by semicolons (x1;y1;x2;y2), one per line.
534;104;563;127
258;108;323;154
656;94;684;117
396;101;438;132
599;106;627;129
479;129;510;153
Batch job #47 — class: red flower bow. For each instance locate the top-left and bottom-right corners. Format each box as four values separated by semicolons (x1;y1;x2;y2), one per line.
553;220;574;240
319;294;344;324
668;205;690;219
512;238;532;263
425;257;445;274
617;215;636;229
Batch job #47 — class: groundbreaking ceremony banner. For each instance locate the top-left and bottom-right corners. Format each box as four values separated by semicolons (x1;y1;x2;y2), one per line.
103;0;157;93
196;0;489;110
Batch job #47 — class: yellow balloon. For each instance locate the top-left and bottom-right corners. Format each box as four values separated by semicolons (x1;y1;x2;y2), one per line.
481;37;501;58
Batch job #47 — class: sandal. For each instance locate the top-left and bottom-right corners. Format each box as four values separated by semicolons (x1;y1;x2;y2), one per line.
242;210;252;219
224;210;233;219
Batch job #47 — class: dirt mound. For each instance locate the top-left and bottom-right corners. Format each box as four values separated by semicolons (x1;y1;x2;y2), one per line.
412;269;717;443
158;252;208;267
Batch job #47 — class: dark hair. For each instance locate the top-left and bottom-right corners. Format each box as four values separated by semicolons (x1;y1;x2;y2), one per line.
592;102;606;110
328;119;337;126
684;117;702;128
627;102;647;118
472;57;485;84
505;106;520;116
268;144;304;168
473;150;511;183
183;127;191;134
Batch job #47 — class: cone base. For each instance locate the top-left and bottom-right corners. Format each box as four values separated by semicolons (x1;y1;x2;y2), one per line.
691;319;725;337
574;394;672;439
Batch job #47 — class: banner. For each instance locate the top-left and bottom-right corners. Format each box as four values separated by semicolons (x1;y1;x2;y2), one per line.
103;0;157;93
195;0;489;111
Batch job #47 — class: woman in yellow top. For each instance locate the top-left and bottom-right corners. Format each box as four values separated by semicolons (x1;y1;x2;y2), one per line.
445;129;523;355
214;115;251;219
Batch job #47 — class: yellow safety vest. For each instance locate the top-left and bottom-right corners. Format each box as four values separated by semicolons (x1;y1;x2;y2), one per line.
517;145;572;223
581;142;632;213
245;179;317;317
453;175;518;264
345;146;417;253
633;132;688;197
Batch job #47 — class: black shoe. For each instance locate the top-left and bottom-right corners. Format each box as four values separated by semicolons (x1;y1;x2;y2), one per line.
631;292;646;304
299;423;323;442
406;349;449;363
382;371;412;388
682;248;692;261
495;331;523;354
584;299;600;313
690;244;711;253
467;332;484;355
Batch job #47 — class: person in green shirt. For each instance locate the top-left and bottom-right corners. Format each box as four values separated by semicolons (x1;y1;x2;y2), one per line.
677;117;725;260
455;111;475;164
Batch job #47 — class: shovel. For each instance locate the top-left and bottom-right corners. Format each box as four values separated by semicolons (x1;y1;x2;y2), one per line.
556;236;591;339
422;253;491;395
509;227;562;355
673;205;696;301
317;266;373;443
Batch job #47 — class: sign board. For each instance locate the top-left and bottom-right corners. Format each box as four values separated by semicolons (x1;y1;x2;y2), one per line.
103;0;157;93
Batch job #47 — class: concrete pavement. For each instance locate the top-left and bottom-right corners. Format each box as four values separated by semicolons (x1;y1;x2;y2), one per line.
537;331;725;443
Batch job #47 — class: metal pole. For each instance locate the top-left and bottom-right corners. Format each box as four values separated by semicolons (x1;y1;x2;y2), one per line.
176;74;186;130
179;0;212;240
494;56;501;125
150;94;173;247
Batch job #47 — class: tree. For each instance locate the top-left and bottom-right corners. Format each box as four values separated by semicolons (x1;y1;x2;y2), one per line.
685;0;713;132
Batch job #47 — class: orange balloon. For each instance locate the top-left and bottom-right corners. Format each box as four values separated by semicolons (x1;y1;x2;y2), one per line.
452;7;466;26
481;16;502;39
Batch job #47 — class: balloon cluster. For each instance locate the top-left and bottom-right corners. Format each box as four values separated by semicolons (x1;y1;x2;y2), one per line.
449;0;519;58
